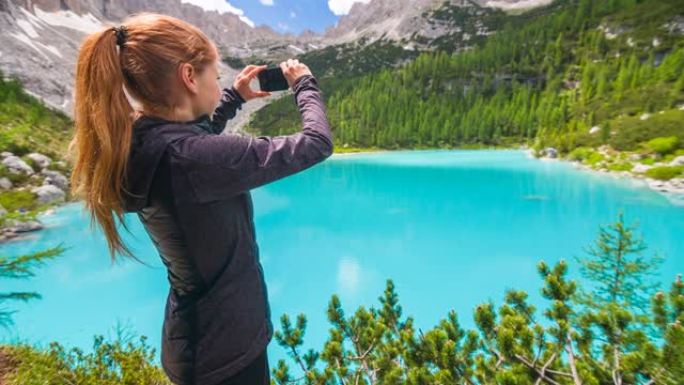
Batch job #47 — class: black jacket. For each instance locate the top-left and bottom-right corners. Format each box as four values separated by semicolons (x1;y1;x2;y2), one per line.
121;74;333;385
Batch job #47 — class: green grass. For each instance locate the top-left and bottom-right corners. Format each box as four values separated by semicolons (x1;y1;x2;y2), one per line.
0;164;31;185
606;109;684;152
0;69;75;228
644;165;684;180
607;162;634;172
0;190;50;226
642;136;680;156
334;146;385;154
0;190;38;212
3;333;171;385
0;70;73;159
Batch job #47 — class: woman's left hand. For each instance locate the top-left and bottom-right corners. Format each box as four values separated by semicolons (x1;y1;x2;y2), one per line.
232;64;271;102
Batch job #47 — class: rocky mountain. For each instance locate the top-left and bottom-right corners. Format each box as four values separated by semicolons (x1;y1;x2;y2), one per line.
321;0;553;47
0;0;552;128
0;0;325;126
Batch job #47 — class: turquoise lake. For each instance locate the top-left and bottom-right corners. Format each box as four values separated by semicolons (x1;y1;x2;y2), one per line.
1;149;683;367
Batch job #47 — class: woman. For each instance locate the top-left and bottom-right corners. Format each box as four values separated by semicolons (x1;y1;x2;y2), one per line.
68;12;333;385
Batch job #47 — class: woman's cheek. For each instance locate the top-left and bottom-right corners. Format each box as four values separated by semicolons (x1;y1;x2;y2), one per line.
207;88;218;113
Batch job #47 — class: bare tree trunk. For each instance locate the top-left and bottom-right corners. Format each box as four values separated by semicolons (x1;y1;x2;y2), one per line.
565;335;583;385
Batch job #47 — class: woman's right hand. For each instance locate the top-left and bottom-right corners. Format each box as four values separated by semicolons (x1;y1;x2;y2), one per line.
279;59;312;88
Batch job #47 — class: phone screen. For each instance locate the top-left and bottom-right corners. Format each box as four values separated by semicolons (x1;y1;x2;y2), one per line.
258;67;290;92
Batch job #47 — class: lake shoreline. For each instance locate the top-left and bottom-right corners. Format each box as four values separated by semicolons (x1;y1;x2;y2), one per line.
4;146;681;244
525;149;684;204
331;146;684;201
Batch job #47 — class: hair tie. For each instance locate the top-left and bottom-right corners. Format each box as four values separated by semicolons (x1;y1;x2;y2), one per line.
114;25;128;47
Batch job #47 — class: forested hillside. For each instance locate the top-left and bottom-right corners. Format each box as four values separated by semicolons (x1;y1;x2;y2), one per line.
247;0;684;155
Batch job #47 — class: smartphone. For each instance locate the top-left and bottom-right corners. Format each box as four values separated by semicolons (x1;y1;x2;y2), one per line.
258;66;290;92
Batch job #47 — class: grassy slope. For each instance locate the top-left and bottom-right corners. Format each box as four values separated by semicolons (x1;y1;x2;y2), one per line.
0;70;75;225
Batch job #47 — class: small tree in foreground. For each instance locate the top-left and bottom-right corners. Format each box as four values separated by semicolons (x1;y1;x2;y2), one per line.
273;214;683;385
0;243;65;327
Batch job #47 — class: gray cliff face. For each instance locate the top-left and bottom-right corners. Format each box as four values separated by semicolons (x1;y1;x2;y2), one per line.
320;0;551;46
323;0;438;44
0;0;323;124
0;0;549;128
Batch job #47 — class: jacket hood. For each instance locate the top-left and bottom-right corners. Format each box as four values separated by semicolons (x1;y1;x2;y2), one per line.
122;114;211;212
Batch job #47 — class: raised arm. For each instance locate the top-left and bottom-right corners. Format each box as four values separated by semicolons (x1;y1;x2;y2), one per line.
167;74;334;201
207;85;246;134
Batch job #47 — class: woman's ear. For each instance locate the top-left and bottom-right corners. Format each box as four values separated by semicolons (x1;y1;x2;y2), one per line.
178;62;199;95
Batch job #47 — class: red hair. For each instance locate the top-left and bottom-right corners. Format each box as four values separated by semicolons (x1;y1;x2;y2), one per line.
68;12;218;262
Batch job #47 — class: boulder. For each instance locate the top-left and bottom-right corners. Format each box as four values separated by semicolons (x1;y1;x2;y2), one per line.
589;126;601;135
54;160;68;169
632;164;653;173
0;151;14;158
41;169;69;190
669;178;684;189
647;179;667;191
628;153;643;162
598;145;612;155
640;113;651;121
31;184;65;204
2;156;34;175
8;219;43;233
669;156;684;166
0;177;12;190
26;152;52;169
544;147;558;159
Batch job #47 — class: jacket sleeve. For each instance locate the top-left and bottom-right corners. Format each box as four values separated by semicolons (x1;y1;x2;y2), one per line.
207;86;246;134
167;75;334;200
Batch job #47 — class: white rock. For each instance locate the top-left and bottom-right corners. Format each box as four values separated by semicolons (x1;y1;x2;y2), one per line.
598;145;612;155
26;152;52;169
632;164;653;173
41;169;69;190
669;156;684;166
0;204;6;216
2;156;34;175
31;184;65;204
589;126;601;135
648;179;667;190
0;151;14;158
8;219;43;233
669;178;684;188
628;153;643;161
0;177;12;190
640;113;651;121
544;147;558;159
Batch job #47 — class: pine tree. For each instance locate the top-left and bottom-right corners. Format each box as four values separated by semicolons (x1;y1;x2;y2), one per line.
0;244;65;327
574;212;663;315
271;214;679;385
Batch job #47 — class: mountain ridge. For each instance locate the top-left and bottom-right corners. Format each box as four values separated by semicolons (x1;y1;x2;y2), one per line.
0;0;554;122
